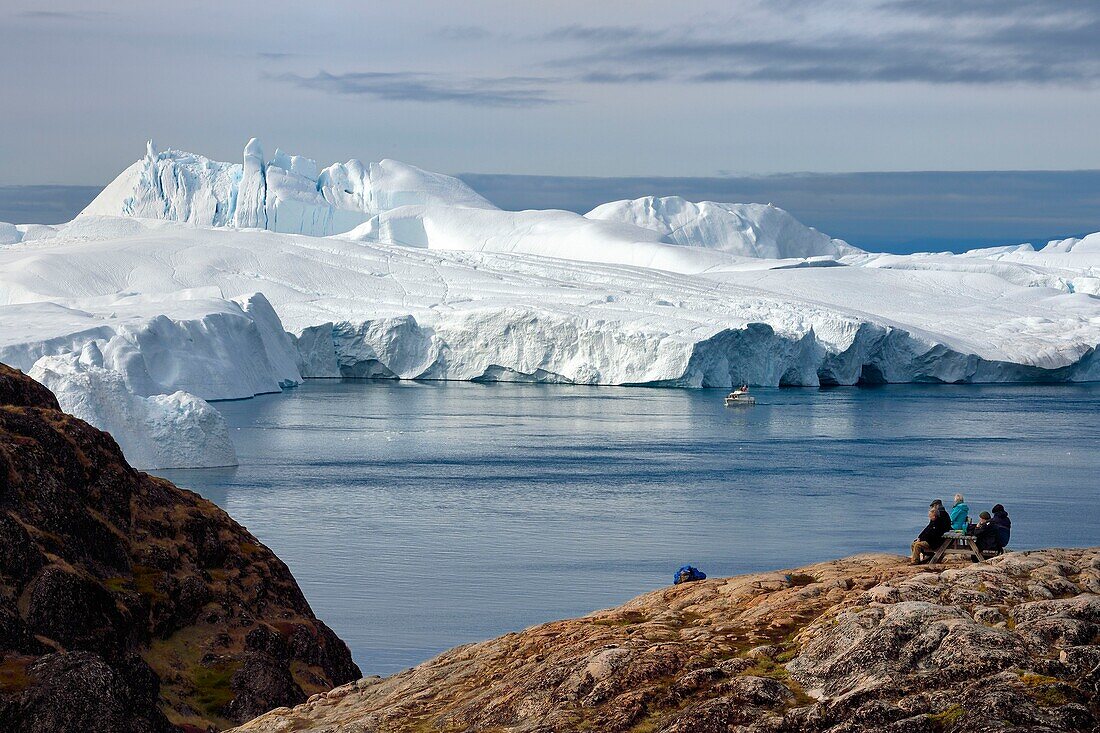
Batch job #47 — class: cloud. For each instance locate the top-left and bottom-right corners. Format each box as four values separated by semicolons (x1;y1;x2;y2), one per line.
16;9;112;21
434;25;493;41
273;70;563;107
887;0;1085;19
257;52;299;61
539;24;664;44
579;71;667;83
537;3;1100;87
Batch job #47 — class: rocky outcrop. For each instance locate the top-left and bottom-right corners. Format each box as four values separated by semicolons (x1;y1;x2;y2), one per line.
232;550;1100;733
0;364;359;732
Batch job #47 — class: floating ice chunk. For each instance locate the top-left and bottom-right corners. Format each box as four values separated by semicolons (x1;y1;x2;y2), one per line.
29;345;238;469
0;222;21;245
0;284;301;401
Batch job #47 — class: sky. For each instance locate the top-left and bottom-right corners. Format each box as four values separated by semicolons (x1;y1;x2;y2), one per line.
2;0;1100;186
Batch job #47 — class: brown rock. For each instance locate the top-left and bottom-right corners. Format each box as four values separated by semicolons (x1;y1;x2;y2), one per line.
0;364;360;732
232;549;1100;733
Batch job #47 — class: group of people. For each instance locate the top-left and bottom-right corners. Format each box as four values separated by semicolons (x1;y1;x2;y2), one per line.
910;493;1011;565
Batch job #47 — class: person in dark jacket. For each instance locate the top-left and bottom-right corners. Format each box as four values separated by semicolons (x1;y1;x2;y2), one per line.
991;504;1011;549
911;502;953;564
970;511;999;554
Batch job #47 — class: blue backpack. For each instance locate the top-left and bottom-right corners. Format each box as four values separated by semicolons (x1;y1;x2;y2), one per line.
674;565;707;584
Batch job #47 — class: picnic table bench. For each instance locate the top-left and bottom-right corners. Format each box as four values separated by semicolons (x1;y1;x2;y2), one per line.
928;530;1002;564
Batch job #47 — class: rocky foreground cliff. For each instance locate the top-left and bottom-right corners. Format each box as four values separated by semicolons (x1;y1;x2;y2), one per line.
234;549;1100;733
0;364;360;732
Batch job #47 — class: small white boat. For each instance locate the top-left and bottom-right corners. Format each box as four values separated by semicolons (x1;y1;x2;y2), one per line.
724;386;756;406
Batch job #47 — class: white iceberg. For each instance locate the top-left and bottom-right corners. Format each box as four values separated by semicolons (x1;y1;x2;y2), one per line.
340;204;741;274
81;139;496;237
0;282;301;401
586;196;862;259
29;343;237;470
2;211;1097;390
0;136;1098;472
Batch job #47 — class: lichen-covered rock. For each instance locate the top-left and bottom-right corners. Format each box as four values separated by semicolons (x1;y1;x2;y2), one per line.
231;550;1100;733
0;364;359;732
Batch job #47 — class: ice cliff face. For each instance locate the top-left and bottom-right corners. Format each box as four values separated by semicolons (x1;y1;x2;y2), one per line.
586;196;862;259
80;139;496;237
0;271;301;468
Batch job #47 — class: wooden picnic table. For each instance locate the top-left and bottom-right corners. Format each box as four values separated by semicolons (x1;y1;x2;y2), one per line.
929;530;998;564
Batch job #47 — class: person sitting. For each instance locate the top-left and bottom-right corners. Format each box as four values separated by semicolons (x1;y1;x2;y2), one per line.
911;501;952;565
949;493;970;531
970;511;1000;555
991;503;1011;549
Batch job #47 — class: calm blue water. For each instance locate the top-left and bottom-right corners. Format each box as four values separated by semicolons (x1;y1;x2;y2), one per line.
157;381;1100;675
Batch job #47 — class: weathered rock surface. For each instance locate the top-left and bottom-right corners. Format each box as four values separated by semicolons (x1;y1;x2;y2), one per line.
232;549;1100;733
0;364;360;732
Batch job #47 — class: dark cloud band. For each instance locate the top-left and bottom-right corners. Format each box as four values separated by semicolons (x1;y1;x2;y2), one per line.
272;70;562;108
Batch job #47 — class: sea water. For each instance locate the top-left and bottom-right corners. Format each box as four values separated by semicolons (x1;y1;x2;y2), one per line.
157;380;1100;675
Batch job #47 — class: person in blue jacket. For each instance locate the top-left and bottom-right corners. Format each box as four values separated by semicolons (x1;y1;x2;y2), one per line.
949;493;970;531
674;565;706;584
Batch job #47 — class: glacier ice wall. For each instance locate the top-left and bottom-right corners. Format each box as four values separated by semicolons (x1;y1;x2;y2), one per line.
0;291;301;401
302;311;1099;388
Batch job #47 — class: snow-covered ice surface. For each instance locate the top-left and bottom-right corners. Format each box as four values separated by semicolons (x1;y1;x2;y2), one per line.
3;140;1100;465
339;204;744;274
587;197;862;259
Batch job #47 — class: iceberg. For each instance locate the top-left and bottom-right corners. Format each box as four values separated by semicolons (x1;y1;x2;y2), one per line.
81;139;496;237
2;138;1100;471
0;283;301;401
0;284;298;469
2;212;1097;391
29;343;237;470
339;204;741;274
586;196;862;259
77;140;870;273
